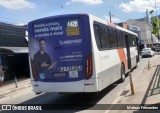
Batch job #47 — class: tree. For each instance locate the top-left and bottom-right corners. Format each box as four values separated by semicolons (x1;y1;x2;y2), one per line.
149;10;154;15
149;10;160;37
151;17;160;36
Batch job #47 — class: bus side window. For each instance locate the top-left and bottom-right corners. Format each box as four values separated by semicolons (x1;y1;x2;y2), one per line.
133;36;137;46
132;35;135;47
94;24;101;50
117;30;122;47
129;35;132;47
130;35;136;47
114;30;117;47
109;28;116;48
120;31;123;47
99;26;107;49
114;30;118;48
122;32;126;47
105;27;110;49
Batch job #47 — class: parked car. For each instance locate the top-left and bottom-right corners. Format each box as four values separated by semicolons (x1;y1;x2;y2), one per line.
141;48;154;57
152;42;160;52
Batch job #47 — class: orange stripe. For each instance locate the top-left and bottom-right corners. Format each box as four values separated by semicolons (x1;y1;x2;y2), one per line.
117;48;128;69
107;22;116;28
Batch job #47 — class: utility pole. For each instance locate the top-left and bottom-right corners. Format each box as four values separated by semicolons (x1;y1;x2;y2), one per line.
155;0;160;39
146;9;149;23
147;9;153;45
149;10;154;44
129;71;134;95
109;11;112;23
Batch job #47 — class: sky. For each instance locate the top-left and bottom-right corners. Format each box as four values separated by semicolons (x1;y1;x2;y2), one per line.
0;0;160;25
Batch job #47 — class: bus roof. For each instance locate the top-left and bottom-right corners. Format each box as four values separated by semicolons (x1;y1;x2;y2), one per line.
28;13;138;37
88;14;138;36
28;14;88;24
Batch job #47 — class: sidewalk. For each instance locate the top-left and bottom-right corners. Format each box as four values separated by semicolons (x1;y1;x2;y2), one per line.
0;78;31;98
108;57;160;113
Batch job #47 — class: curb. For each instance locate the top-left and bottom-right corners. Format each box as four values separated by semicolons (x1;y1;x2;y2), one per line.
0;84;31;99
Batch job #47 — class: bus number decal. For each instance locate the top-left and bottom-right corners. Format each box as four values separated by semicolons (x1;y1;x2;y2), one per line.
67;20;78;27
66;20;80;36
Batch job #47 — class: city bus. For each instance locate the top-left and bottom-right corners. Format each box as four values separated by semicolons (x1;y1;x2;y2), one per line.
28;14;139;93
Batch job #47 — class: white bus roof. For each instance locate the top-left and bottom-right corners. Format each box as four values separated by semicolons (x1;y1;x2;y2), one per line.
88;14;138;36
29;13;138;37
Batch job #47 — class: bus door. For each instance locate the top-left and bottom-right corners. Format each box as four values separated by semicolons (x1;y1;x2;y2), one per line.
125;34;131;69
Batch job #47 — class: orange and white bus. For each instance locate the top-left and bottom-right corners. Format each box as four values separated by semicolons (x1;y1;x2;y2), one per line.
28;14;139;93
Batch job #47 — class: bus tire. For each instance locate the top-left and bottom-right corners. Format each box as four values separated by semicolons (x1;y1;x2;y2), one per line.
120;64;125;83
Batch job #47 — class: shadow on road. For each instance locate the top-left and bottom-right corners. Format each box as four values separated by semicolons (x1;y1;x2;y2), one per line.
0;80;120;113
141;65;160;104
133;65;160;113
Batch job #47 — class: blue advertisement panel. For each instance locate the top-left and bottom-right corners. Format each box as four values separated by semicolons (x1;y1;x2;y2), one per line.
28;15;89;82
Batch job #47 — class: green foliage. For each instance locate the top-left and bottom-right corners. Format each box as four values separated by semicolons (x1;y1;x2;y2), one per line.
151;17;160;36
149;10;154;14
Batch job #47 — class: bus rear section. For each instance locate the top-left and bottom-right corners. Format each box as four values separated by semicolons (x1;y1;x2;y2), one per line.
28;14;97;93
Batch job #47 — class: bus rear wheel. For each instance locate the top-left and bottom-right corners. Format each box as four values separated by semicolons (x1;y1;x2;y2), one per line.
120;64;125;83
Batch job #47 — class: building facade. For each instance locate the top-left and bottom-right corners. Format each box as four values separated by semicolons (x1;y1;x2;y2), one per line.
0;22;29;80
126;19;152;46
0;22;27;47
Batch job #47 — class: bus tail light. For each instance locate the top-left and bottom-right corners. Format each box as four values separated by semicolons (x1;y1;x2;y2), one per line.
85;53;93;80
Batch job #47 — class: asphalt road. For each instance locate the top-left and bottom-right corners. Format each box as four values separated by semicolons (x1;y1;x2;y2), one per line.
0;55;159;113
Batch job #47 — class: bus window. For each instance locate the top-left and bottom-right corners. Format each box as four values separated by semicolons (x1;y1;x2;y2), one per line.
94;24;101;49
133;35;137;47
114;30;118;47
120;31;123;47
105;27;110;48
129;35;132;46
109;28;117;48
122;32;126;47
99;26;107;49
117;30;122;47
129;35;136;47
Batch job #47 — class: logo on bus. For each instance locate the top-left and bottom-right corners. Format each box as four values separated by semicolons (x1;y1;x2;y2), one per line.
59;39;82;46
